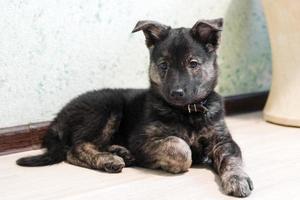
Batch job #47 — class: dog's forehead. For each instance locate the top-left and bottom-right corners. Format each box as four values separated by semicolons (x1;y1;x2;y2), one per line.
165;28;190;50
153;28;206;59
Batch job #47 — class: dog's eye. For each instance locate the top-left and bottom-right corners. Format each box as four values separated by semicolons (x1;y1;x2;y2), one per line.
158;62;168;70
189;60;199;69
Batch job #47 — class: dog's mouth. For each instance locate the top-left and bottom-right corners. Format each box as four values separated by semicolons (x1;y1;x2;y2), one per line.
165;97;192;107
168;100;187;107
165;94;208;108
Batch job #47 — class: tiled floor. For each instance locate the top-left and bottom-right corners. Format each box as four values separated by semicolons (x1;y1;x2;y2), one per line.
1;112;299;200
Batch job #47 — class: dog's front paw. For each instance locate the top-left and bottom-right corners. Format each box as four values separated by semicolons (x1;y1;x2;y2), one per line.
221;171;253;197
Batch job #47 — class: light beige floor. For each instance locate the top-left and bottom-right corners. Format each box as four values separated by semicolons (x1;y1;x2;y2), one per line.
0;112;299;200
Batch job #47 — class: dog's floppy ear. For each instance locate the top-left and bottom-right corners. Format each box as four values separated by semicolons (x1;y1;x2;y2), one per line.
191;18;223;52
132;20;171;48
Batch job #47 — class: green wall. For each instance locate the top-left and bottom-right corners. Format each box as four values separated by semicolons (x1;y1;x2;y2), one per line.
218;0;272;96
0;0;271;127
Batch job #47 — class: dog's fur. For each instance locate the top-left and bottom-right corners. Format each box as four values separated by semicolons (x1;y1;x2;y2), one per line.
17;19;253;197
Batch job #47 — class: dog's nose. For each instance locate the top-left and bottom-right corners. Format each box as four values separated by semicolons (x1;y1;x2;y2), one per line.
170;88;185;98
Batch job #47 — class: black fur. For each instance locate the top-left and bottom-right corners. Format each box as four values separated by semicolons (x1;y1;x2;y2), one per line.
17;19;253;197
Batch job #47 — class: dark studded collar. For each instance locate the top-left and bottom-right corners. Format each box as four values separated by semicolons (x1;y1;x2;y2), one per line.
184;99;209;114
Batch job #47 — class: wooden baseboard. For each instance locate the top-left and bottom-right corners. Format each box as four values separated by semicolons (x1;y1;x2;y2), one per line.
0;122;50;156
224;91;269;115
0;91;269;156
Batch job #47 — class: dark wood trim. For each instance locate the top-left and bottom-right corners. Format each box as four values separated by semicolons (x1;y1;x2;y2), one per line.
224;91;269;115
0;91;269;156
0;122;50;156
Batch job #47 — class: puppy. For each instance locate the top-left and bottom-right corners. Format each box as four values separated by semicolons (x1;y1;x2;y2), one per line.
17;19;253;197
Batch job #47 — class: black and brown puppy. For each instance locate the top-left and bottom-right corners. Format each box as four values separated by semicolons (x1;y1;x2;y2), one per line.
17;19;253;197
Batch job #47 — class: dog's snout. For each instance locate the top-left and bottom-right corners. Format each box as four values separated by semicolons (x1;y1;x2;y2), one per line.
170;88;185;98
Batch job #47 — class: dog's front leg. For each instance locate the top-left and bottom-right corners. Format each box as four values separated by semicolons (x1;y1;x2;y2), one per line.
211;119;253;197
131;122;192;174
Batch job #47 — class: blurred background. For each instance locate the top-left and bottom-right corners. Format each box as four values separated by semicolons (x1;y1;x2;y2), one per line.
0;0;271;127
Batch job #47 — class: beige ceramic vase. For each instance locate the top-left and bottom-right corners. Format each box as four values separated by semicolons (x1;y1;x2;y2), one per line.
262;0;300;127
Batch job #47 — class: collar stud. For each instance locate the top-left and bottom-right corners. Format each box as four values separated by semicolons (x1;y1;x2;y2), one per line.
187;100;208;114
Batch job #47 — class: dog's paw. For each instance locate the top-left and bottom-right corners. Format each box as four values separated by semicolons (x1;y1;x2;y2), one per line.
107;145;135;166
222;172;253;197
102;155;125;173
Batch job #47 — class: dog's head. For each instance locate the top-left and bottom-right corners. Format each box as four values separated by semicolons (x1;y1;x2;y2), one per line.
132;19;223;106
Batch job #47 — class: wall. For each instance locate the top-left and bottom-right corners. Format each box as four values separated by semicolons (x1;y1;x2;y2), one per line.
218;0;272;95
0;0;271;127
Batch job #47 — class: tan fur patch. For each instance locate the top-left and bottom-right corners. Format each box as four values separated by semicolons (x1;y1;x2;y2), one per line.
66;151;90;168
220;157;243;174
149;63;161;85
144;122;176;138
100;114;120;145
189;126;214;146
157;136;192;173
66;142;125;172
146;136;192;174
75;143;102;169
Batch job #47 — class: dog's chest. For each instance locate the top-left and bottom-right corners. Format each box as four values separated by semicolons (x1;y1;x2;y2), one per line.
180;126;214;164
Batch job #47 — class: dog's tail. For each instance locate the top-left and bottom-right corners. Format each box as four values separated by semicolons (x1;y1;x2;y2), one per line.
16;123;66;167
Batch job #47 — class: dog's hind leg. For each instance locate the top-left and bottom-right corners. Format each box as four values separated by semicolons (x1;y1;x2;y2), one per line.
66;150;90;169
66;143;125;173
107;145;135;166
